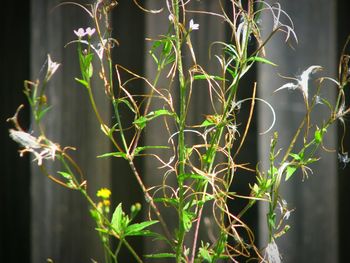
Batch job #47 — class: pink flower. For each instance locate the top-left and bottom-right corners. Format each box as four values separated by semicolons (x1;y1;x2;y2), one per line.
74;27;96;38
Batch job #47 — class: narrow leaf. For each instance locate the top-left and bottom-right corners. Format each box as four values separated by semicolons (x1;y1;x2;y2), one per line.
97;152;127;160
247;56;277;66
57;171;71;179
75;78;88;88
193;74;226;81
37;106;53;121
144;253;176;259
134;145;169;155
153;197;179;207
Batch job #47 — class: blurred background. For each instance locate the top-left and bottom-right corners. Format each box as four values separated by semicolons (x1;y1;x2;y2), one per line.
1;0;349;262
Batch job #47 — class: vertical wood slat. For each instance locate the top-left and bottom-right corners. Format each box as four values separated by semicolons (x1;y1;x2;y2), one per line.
258;1;338;262
31;1;111;262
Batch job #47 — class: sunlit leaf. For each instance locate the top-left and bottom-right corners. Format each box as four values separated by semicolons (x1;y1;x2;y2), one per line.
125;220;158;236
111;203;124;236
75;78;88;88
193;74;225;81
285;166;297;181
57;171;71;179
182;210;195;232
200;119;215;127
247;56;277;66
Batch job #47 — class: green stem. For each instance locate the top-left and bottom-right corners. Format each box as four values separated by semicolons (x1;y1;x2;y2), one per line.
123;239;143;263
171;0;187;261
114;240;123;261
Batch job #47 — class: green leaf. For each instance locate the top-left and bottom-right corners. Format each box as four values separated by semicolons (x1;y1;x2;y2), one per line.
153;197;179;207
111;203;124;236
274;224;290;239
189;195;214;208
79;53;94;80
314;129;323;143
193;74;225;81
289;153;302;161
252;183;260;194
133;109;176;129
267;166;278;177
89;209;101;221
224;44;238;58
116;98;136;114
202;153;213;164
148;109;175;119
95;227;108;234
268;213;276;229
125;220;158;236
57;171;72;179
97;152;127;160
247;56;277;66
133;116;148;129
200;119;215;127
37;106;53;121
134;145;169;155
86;62;93;78
199;245;212;262
226;67;237;79
314;127;327;144
306;157;320;164
178;173;207;183
144;253;176;259
182;210;195;232
75;78;88;88
285;166;298;181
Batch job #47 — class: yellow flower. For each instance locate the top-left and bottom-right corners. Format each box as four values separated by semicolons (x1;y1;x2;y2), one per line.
103;200;111;207
97;188;111;199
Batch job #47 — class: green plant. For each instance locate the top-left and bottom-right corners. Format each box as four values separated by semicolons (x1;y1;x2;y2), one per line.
8;0;350;262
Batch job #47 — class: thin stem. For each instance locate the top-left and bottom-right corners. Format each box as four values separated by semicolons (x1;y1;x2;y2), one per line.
114;240;123;260
123;239;143;263
128;159;172;242
189;206;203;263
172;0;187;261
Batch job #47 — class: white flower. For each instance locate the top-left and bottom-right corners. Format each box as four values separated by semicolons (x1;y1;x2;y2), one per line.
338;152;350;169
46;54;60;81
9;129;58;166
189;19;199;31
168;14;174;22
299;65;322;100
275;65;322;100
9;129;41;149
